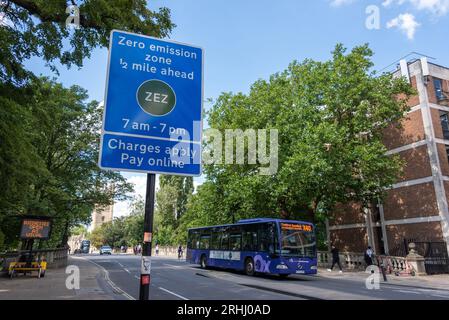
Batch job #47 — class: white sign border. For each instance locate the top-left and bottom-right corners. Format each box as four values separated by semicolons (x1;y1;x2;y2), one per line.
98;29;204;177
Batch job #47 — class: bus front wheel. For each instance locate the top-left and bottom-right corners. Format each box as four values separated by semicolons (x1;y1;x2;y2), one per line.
200;255;207;269
245;258;255;276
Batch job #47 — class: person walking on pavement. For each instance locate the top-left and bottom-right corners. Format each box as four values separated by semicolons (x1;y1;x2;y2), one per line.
155;244;159;256
364;246;374;266
327;244;343;273
178;245;183;260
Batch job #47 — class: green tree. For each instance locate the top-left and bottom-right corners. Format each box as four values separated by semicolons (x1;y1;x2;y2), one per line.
0;0;175;249
155;176;194;244
123;197;144;246
186;44;413;232
88;225;105;248
1;0;175;84
0;77;133;249
70;224;87;236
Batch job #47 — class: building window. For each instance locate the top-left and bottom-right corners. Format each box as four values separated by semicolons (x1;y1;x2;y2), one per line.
101;216;105;222
440;111;449;140
434;78;445;101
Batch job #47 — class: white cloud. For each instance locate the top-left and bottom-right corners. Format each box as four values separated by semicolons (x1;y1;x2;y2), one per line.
387;13;421;39
382;0;407;7
410;0;449;15
329;0;356;7
382;0;449;15
113;174;158;217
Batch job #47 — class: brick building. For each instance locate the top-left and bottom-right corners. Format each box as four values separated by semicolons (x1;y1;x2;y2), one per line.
328;57;449;256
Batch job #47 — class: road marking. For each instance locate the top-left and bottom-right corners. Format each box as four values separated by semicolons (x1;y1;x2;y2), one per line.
393;289;421;295
135;275;140;280
76;257;136;300
158;287;189;300
430;293;449;298
163;263;183;268
124;268;130;273
0;290;10;293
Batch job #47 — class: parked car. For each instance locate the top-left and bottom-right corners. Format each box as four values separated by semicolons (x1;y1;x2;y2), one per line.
99;246;112;255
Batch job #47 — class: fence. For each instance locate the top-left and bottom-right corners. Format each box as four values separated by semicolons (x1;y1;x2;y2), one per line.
389;239;449;275
0;248;68;274
317;251;413;274
318;251;366;270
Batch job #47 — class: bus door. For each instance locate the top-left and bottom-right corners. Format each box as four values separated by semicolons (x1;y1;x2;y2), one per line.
228;233;242;269
220;232;230;267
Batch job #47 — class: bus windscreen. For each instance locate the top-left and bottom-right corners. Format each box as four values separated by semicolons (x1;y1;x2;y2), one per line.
280;223;316;258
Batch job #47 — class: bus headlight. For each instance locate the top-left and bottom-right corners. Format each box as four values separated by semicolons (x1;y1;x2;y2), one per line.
276;264;288;270
310;265;317;270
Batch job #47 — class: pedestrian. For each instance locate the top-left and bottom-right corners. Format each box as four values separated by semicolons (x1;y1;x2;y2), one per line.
137;243;142;255
177;245;182;260
364;246;374;266
155;244;159;256
327;244;343;273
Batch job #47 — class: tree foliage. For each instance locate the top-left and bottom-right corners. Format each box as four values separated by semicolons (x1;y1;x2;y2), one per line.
0;0;175;249
182;44;413;239
154;175;194;245
0;78;133;249
1;0;175;84
87;197;144;248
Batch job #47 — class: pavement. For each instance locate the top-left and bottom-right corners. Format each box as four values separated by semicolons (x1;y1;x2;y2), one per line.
0;256;115;300
318;268;449;291
1;254;449;300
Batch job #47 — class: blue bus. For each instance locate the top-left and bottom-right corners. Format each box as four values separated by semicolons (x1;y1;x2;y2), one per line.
187;218;317;277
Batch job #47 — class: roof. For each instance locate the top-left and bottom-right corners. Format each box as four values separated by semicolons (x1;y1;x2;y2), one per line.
187;218;314;231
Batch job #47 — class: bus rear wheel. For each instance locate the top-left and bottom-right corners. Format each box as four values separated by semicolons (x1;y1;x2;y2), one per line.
200;255;207;269
245;258;255;276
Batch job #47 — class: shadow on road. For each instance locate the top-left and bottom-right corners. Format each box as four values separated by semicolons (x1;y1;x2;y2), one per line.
189;265;317;282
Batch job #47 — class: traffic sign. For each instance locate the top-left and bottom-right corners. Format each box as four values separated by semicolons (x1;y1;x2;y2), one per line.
99;30;203;176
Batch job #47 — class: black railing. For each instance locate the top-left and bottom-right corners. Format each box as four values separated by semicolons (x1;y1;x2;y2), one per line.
389;238;449;274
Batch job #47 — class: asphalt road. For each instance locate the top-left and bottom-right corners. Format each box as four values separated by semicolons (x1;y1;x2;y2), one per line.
79;254;449;300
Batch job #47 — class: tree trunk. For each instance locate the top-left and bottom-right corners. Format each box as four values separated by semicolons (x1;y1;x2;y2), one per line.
60;219;70;248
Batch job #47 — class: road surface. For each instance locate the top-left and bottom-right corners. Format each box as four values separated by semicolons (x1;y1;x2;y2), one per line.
78;254;449;300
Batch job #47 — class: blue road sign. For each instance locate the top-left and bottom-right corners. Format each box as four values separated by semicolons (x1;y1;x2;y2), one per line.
99;30;203;176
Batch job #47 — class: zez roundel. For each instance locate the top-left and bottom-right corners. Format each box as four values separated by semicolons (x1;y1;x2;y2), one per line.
136;79;176;116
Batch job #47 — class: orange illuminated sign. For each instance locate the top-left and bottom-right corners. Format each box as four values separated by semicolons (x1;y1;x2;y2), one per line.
20;218;52;239
281;223;313;232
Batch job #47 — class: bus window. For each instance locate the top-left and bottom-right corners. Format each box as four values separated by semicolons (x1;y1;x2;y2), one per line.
242;231;257;251
220;232;229;250
258;223;276;253
200;234;211;249
187;231;192;249
211;231;220;250
280;223;316;257
191;231;200;249
229;233;242;251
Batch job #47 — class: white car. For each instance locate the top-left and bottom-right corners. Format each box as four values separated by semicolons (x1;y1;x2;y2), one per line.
99;245;112;255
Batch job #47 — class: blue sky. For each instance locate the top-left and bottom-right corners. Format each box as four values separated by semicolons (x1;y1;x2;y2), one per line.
25;0;449;217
